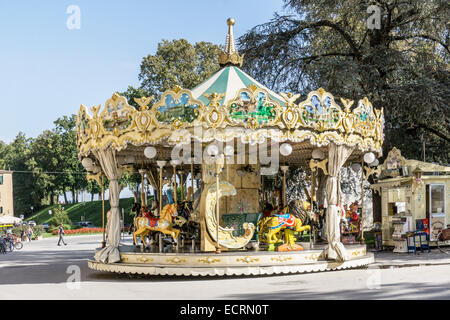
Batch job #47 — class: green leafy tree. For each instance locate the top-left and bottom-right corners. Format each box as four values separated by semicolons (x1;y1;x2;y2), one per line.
50;205;71;227
27;129;60;206
118;86;149;109
137;39;221;99
53;115;87;204
3;133;36;216
0;140;8;169
238;0;449;164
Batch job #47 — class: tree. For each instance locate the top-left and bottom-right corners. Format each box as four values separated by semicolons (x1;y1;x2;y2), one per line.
53;115;87;204
238;0;449;164
3;133;36;216
136;39;221;99
119;86;150;109
0;141;7;169
50;205;71;227
27;129;60;206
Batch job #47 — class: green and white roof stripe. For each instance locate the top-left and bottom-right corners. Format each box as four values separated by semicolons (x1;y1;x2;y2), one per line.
190;66;286;107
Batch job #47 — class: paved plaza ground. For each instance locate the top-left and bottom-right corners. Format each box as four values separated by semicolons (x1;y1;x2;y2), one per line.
1;234;450;300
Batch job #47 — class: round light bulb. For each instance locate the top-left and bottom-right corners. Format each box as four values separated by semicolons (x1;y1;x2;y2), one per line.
207;144;219;156
364;152;376;164
369;159;379;167
312;148;324;160
144;146;156;159
224;145;234;156
280;143;292;156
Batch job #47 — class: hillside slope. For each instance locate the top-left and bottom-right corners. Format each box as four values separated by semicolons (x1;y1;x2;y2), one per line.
26;198;136;227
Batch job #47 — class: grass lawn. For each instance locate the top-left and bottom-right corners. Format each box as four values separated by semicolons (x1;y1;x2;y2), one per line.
26;197;136;227
42;232;106;238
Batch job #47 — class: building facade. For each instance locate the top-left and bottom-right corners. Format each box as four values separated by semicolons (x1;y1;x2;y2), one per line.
0;170;14;216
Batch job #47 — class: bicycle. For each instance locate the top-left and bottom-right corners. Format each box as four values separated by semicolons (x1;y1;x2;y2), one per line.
3;235;23;252
0;238;7;254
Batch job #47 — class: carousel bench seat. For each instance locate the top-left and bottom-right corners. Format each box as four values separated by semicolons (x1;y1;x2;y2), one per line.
222;213;262;240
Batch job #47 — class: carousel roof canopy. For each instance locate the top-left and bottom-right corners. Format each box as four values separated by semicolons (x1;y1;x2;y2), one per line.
191;66;285;107
192;18;285;107
76;18;385;169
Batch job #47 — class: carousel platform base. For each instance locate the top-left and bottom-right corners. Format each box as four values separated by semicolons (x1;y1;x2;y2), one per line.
88;243;373;277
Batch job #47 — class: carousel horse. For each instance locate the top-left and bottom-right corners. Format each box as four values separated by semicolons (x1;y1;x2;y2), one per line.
258;200;311;248
344;201;360;233
173;201;201;241
303;202;328;242
133;203;185;246
129;202;141;236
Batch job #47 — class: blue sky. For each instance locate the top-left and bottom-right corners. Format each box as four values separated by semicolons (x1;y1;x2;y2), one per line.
0;0;285;143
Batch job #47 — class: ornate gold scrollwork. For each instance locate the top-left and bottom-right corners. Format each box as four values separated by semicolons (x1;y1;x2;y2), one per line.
236;257;259;264
86;172;102;186
76;87;384;159
166;257;186;264
310;158;329;176
198;256;221;264
279;93;300;130
304;253;320;261
271;256;293;263
137;256;153;263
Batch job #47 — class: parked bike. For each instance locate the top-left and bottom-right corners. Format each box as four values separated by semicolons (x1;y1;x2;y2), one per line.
0;238;7;254
2;234;23;252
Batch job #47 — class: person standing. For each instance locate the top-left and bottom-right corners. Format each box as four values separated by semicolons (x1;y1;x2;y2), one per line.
27;225;33;242
57;223;67;246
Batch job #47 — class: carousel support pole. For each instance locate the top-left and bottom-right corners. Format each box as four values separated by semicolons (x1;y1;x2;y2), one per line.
215;155;224;254
309;159;321;248
142;172;145;206
179;169;184;202
101;173;106;248
360;158;365;244
190;161;194;192
280;166;289;209
171;160;180;249
156;161;166;214
171;160;180;204
310;166;315;250
156;161;166;253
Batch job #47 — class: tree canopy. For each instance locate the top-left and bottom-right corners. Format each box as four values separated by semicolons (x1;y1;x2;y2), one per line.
120;39;221;107
238;0;449;164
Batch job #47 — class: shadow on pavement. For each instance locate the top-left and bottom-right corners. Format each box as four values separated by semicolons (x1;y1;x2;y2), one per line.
220;281;450;300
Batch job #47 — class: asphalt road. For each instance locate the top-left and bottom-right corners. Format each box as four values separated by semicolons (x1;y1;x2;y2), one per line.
1;234;450;300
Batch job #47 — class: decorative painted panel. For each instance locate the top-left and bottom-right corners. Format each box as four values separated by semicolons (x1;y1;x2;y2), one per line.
101;93;134;136
353;97;377;137
298;89;342;131
156;92;199;124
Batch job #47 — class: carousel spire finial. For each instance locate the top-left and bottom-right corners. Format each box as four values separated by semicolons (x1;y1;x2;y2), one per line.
218;18;244;67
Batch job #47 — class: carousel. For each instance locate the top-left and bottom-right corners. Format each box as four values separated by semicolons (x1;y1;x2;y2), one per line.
76;19;384;276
